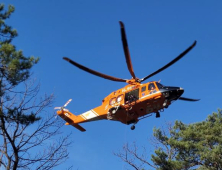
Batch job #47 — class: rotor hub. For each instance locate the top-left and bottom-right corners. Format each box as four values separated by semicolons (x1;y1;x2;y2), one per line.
126;78;140;85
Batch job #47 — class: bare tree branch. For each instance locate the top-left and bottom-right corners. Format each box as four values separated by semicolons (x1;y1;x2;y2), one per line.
0;79;71;170
114;142;157;170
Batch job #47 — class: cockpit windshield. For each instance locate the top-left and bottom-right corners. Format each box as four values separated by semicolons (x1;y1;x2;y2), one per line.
156;82;164;89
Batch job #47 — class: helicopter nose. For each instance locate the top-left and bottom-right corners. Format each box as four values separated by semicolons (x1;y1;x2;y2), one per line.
177;87;184;98
161;86;184;101
170;87;184;100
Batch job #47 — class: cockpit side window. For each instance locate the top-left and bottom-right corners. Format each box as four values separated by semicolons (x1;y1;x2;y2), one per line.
148;83;157;94
148;83;156;90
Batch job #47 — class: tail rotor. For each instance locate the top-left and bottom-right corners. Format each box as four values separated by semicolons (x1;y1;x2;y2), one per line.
54;99;72;110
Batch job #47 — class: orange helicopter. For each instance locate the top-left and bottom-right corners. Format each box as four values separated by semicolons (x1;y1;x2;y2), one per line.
55;21;199;132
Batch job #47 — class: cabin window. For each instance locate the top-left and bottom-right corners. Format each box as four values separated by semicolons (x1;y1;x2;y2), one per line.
141;86;146;92
125;88;139;104
109;98;116;105
116;94;123;103
148;83;157;94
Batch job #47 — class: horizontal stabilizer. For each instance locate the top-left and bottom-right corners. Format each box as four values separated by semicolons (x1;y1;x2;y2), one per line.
57;110;86;132
71;123;86;132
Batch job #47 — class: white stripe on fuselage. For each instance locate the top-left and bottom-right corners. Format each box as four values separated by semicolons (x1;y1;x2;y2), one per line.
81;110;98;120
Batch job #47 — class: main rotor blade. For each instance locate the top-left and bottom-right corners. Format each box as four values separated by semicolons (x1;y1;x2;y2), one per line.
139;41;197;82
63;57;127;82
119;21;136;79
179;97;200;102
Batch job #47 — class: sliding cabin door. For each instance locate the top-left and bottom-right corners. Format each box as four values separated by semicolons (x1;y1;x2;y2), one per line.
125;88;139;104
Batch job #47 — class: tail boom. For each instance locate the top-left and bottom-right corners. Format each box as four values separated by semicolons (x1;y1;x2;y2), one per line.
57;105;106;132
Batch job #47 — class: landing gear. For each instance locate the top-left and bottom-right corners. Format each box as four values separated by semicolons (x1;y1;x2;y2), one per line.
131;125;135;130
156;111;160;118
127;120;137;130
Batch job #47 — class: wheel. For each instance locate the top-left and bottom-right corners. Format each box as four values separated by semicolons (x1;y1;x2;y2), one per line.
131;125;135;130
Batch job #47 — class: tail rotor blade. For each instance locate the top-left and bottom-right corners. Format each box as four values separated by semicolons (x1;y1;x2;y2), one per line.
54;107;61;110
54;99;73;111
64;99;72;107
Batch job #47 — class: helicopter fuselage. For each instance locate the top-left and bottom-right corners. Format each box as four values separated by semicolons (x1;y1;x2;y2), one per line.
57;81;184;131
101;81;184;124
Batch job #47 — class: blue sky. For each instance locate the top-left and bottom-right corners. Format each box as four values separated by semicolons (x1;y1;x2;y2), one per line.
4;1;222;169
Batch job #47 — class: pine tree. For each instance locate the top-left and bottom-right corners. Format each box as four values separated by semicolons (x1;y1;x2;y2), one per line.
151;109;222;170
116;110;222;170
0;4;70;170
0;4;39;125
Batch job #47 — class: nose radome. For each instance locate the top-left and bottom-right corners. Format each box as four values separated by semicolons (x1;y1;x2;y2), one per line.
177;87;184;97
160;86;184;101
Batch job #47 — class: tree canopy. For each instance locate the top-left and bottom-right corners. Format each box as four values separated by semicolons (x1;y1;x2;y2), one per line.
0;4;40;125
0;4;70;170
116;109;222;170
152;109;222;170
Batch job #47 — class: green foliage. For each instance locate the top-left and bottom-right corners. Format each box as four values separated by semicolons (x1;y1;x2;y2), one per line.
151;110;222;170
0;4;17;43
0;43;39;86
5;107;41;125
0;4;39;125
0;4;69;170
